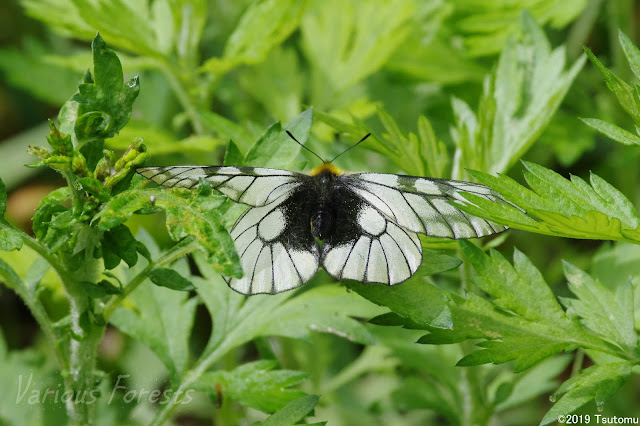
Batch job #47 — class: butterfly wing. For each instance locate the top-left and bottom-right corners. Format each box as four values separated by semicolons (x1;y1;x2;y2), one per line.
341;173;509;239
137;166;303;207
321;186;422;285
138;166;317;294
226;188;320;294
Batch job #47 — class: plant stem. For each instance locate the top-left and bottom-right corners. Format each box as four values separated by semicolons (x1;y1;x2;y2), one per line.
154;59;205;135
0;259;68;371
102;237;198;320
150;342;230;426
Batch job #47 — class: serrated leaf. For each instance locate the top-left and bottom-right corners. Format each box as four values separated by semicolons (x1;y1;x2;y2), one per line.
580;117;640;146
244;107;313;169
561;262;638;355
422;243;610;372
462;163;640;244
541;362;633;425
198;360;307;413
148;268;195;291
70;33;140;143
584;45;640;126
97;187;241;277
201;0;307;74
301;0;413;92
346;250;460;329
452;12;585;176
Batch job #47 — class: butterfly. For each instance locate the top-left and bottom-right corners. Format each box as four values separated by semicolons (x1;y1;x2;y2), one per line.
137;132;510;295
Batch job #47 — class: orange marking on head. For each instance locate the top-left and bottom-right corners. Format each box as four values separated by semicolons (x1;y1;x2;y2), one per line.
310;163;341;176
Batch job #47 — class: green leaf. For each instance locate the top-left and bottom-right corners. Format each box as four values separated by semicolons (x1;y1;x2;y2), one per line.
301;0;413;94
198;360;307;413
495;355;573;411
199;110;255;153
561;262;638;356
194;255;383;361
201;0;307;74
102;224;139;269
422;242;610;372
0;346;55;425
238;46;304;122
69;33;140;143
0;178;23;252
147;268;195;292
223;140;244;167
347;250;460;329
110;270;198;376
254;395;320;426
541;362;633;425
244;107;313;169
97;187;241;277
452;11;585;176
386;2;486;84
456;2;587;57
259;285;383;344
80;279;122;298
619;30;640;81
461;163;640;243
580;117;640;146
584;45;640;126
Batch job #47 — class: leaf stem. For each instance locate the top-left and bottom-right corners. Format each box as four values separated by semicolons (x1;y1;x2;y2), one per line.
102;236;199;320
0;259;68;371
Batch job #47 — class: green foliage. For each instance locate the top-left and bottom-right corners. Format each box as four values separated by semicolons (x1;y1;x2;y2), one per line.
2;2;640;426
451;11;585;177
581;31;640;146
0;179;23;252
458;162;640;243
198;360;308;413
421;242;639;419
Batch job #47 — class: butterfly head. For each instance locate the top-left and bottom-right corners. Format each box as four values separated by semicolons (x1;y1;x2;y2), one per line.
310;162;341;176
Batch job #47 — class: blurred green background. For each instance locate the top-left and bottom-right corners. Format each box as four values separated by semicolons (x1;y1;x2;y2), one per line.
1;0;640;424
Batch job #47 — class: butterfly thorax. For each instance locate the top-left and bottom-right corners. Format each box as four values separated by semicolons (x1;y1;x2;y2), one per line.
309;165;341;240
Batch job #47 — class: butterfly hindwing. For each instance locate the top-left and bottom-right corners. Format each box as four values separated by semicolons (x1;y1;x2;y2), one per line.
343;173;508;239
321;186;422;285
137;166;303;207
226;188;320;294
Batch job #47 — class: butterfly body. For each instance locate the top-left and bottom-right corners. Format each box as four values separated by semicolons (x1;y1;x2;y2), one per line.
138;159;511;294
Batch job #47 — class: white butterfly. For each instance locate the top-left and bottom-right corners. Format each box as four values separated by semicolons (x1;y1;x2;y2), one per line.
138;133;509;294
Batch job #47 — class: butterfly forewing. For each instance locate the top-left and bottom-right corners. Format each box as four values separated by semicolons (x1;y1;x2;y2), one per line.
137;166;303;207
344;173;508;239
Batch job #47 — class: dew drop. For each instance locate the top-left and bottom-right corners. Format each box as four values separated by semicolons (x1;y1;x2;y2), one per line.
597;403;604;412
549;395;557;403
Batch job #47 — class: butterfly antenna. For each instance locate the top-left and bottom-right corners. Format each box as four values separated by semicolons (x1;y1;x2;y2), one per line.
285;131;326;163
330;133;371;163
